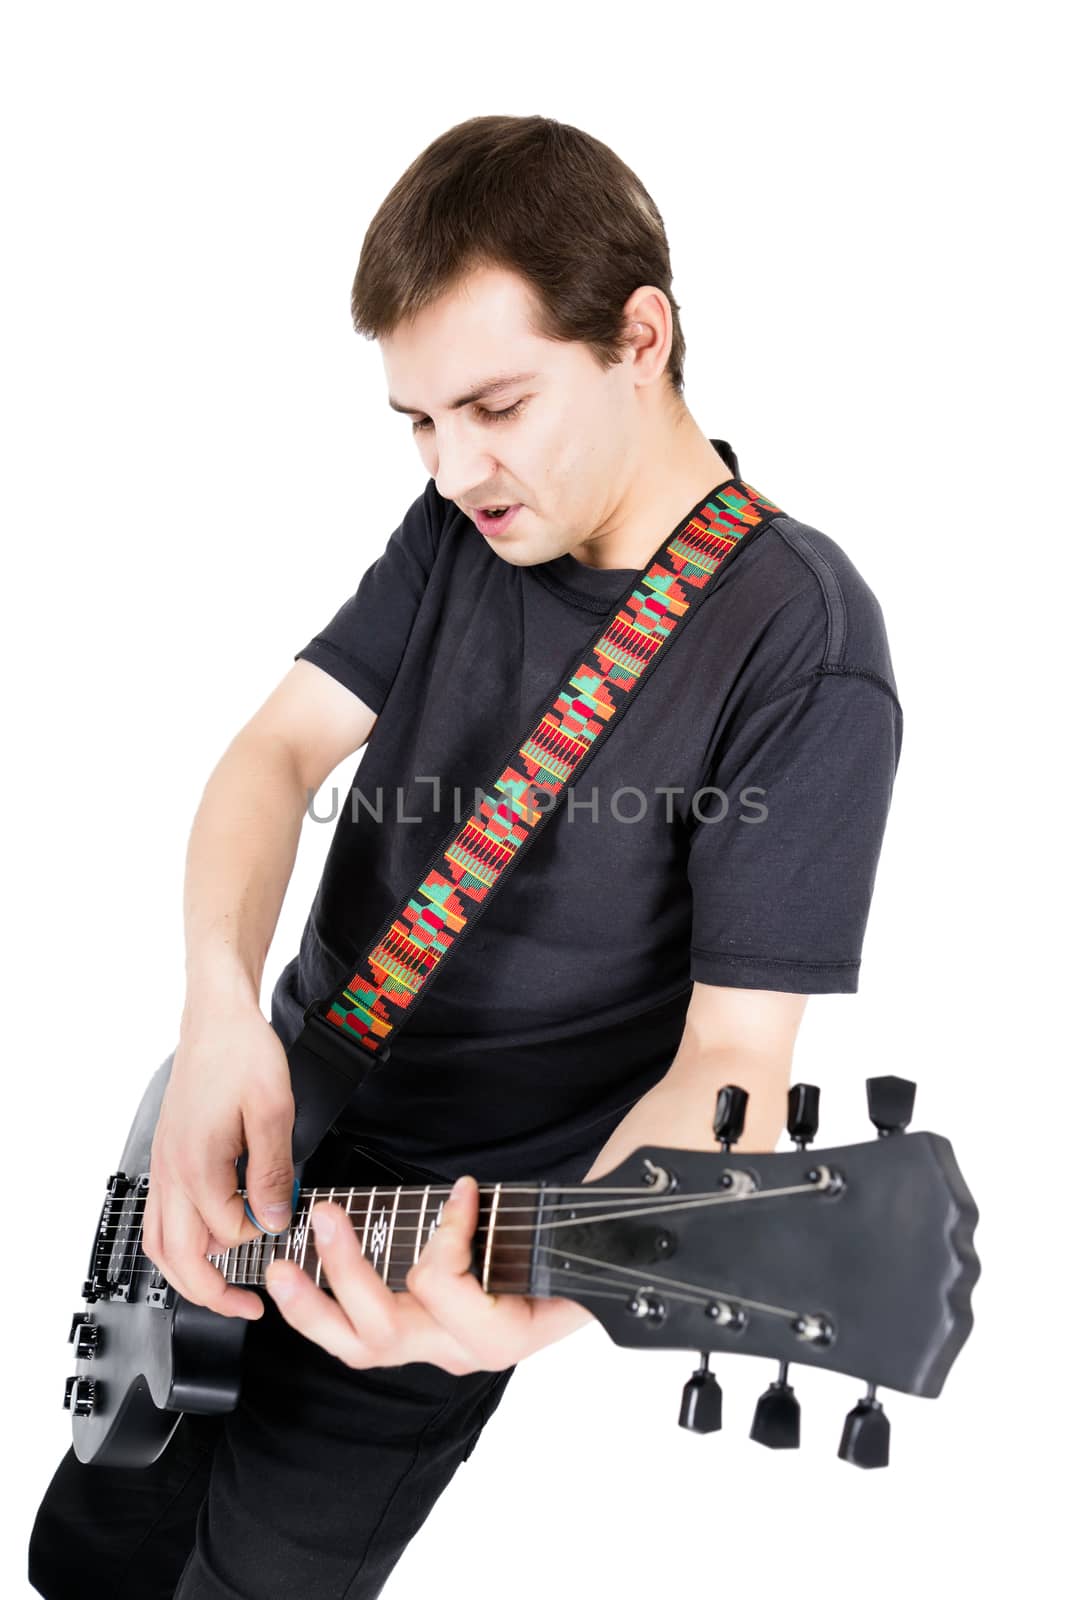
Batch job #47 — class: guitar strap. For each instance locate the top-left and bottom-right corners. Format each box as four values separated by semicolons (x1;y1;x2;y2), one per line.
283;472;785;1166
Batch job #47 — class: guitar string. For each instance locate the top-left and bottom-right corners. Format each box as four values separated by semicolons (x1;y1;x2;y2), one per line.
75;1269;805;1323
93;1181;827;1259
320;1265;717;1311
533;1246;803;1320
85;1171;819;1305
86;1182;825;1313
76;1258;783;1316
112;1175;807;1199
207;1223;806;1312
97;1177;825;1278
310;1279;700;1312
212;1243;807;1321
107;1175;827;1228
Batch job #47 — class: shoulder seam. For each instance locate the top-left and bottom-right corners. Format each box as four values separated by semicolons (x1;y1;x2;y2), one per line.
747;665;902;718
770;516;848;667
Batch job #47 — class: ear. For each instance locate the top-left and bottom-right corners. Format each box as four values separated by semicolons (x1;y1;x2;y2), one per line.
619;290;673;386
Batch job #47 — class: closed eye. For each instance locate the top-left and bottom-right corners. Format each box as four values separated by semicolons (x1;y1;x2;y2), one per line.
412;399;527;434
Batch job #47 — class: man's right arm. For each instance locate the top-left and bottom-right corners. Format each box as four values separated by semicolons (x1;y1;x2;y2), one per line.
142;660;378;1320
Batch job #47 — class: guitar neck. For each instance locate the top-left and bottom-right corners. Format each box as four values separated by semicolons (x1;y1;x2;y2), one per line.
211;1181;549;1297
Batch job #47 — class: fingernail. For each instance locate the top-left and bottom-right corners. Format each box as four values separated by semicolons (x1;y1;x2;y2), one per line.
262;1204;290;1225
311;1209;335;1244
449;1176;466;1203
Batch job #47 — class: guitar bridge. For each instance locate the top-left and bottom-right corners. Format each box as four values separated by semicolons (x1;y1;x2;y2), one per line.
81;1172;149;1303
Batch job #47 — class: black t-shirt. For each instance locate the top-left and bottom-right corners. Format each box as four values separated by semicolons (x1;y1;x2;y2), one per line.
270;441;903;1183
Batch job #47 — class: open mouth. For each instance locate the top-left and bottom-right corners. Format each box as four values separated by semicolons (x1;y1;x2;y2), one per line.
471;504;521;536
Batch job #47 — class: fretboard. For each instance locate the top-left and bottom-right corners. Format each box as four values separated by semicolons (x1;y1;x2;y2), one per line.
209;1182;545;1297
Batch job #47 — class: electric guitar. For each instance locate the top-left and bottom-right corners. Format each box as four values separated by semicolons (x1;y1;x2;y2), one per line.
61;1058;979;1473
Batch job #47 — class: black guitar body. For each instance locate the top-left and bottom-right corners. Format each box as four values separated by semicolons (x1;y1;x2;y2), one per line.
69;1056;248;1466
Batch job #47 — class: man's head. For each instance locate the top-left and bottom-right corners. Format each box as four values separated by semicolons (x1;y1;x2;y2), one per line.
352;115;703;569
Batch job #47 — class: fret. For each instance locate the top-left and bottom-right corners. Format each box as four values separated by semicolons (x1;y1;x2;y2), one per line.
483;1182;539;1298
482;1183;502;1292
300;1192;314;1269
382;1186;402;1288
414;1185;430;1263
427;1191;445;1249
315;1188;336;1288
361;1186;377;1259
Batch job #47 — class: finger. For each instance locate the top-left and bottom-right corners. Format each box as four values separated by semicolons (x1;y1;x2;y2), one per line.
155;1185;264;1320
409;1187;593;1362
411;1176;480;1278
145;1185;263;1320
167;1146;266;1252
265;1218;476;1373
263;1241;378;1368
405;1177;513;1354
308;1202;398;1348
242;1102;297;1235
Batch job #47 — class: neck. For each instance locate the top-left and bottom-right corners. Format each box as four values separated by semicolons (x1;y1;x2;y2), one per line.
212;1180;549;1297
567;417;737;572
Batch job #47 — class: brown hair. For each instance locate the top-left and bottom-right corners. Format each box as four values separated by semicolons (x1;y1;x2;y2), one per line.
351;114;687;404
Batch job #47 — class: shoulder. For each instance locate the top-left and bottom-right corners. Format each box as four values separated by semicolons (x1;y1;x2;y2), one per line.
719;508;901;711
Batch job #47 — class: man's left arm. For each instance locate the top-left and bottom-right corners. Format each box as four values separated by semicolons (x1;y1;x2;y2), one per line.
580;981;809;1184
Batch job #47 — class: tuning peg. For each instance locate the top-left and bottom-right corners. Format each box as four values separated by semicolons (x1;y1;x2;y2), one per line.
866;1076;916;1138
749;1360;801;1449
787;1084;820;1149
713;1085;749;1152
838;1382;891;1468
678;1352;723;1434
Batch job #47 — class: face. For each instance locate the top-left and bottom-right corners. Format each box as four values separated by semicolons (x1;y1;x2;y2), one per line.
380;263;648;568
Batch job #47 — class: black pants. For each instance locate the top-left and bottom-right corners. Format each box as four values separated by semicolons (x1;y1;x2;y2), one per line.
28;1130;516;1599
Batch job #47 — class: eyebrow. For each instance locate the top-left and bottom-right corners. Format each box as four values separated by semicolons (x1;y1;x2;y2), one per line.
388;371;540;416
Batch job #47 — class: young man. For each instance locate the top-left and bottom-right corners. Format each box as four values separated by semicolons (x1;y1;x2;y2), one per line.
29;115;902;1599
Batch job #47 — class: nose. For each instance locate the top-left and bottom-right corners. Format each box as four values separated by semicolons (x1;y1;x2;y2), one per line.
430;433;504;509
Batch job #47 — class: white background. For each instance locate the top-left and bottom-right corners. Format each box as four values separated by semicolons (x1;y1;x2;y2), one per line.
3;3;1061;1595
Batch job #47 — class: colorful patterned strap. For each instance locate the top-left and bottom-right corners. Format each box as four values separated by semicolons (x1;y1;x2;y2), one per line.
303;475;784;1063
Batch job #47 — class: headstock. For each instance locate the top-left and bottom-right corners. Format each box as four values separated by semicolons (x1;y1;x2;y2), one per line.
534;1076;978;1468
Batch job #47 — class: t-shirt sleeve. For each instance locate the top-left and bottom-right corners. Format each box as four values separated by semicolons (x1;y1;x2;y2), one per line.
686;668;903;993
295;478;441;715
